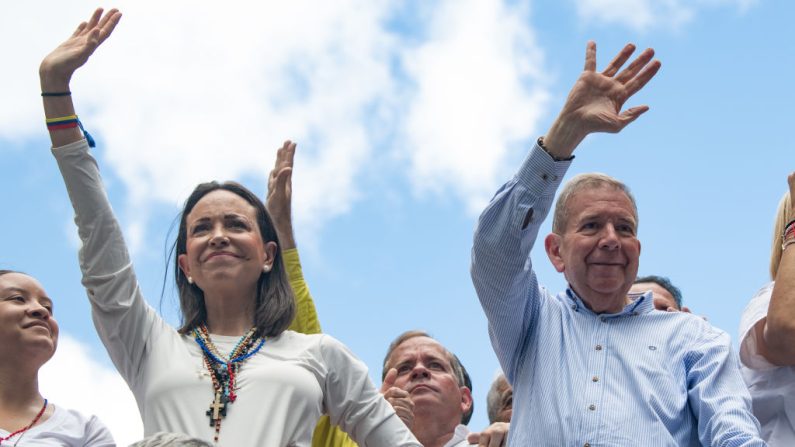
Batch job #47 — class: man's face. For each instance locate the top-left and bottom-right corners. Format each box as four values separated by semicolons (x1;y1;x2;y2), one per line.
630;281;678;311
545;186;641;308
386;336;472;421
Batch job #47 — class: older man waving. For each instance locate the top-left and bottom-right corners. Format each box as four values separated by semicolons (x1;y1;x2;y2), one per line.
470;42;765;446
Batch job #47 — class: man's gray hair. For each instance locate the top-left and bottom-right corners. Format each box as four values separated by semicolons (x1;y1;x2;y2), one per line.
127;433;213;447
552;172;638;234
487;372;508;424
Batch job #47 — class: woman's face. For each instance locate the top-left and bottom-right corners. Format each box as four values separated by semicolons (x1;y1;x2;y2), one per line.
0;273;59;361
178;190;277;295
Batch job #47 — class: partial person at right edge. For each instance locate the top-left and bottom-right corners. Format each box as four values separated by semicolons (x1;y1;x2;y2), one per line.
470;41;766;446
739;172;795;446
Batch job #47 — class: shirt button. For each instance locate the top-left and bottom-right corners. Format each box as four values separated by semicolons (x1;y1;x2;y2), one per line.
592;376;599;382
571;304;576;310
600;316;607;322
595;345;602;351
588;404;596;411
541;173;549;180
584;444;591;447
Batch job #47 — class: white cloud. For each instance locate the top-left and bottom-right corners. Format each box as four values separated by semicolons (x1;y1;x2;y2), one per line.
40;334;142;446
2;0;397;247
1;0;551;239
399;0;549;213
573;0;757;31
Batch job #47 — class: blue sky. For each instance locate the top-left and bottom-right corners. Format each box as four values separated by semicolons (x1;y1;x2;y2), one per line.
1;0;790;443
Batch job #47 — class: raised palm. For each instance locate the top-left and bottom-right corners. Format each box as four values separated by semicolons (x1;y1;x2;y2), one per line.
560;42;660;136
39;8;121;89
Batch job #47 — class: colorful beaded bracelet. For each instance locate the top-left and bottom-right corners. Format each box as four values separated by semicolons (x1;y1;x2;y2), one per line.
45;115;95;147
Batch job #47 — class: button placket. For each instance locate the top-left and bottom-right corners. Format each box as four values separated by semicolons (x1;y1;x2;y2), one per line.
581;314;609;443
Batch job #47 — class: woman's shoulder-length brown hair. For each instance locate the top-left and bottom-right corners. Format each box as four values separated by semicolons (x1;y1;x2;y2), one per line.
173;181;295;338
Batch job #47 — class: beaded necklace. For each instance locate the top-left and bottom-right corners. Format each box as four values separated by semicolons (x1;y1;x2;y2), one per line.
0;398;48;446
193;325;265;444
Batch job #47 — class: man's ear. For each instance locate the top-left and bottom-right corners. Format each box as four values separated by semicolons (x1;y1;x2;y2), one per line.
178;253;191;279
545;233;566;273
460;386;473;415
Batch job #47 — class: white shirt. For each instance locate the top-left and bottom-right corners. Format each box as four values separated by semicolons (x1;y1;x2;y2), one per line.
0;405;115;447
53;139;419;447
443;425;476;447
740;282;795;446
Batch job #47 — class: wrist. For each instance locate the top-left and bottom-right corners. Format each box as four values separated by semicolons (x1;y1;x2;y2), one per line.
273;227;296;250
278;236;296;250
543;117;585;159
39;66;71;92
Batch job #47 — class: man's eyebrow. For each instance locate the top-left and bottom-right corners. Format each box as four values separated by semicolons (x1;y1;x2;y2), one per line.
422;353;451;365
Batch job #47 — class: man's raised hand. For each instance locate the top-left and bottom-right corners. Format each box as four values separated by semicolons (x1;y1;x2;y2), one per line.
543;41;661;158
380;368;415;430
466;422;510;447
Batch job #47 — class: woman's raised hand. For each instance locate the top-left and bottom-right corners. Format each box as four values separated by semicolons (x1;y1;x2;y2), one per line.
266;140;298;249
39;8;121;91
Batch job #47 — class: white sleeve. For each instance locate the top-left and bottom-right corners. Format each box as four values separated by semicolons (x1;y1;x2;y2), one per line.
82;415;117;447
319;336;420;447
52;139;168;388
738;282;778;371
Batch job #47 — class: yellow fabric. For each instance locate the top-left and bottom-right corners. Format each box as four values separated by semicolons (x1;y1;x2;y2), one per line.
285;248;322;335
311;416;360;447
283;248;359;447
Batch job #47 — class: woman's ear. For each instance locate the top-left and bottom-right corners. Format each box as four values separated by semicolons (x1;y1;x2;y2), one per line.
178;253;191;279
262;241;278;272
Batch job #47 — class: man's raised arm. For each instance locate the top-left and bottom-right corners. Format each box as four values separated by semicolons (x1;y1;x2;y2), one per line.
470;41;660;379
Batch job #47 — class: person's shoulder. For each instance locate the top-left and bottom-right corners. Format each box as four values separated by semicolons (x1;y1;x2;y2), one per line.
53;404;99;425
673;313;731;349
271;331;359;361
47;404;113;438
271;329;324;346
744;281;774;312
646;310;727;346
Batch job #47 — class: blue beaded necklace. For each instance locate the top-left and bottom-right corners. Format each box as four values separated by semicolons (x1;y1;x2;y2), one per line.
193;324;265;443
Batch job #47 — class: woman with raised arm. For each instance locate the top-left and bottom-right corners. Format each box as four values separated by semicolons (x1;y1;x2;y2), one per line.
739;172;795;445
40;8;419;447
0;270;115;446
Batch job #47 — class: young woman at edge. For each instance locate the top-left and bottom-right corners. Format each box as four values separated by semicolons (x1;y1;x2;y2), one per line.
40;8;419;447
738;172;795;445
0;270;115;446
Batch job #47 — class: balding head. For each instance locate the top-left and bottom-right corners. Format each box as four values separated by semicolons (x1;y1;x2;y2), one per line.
383;330;473;425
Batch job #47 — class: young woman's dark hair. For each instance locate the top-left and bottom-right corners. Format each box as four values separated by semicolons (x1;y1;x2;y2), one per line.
174;181;295;337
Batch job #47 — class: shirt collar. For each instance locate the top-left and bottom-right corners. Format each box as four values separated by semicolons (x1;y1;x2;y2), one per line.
566;287;653;318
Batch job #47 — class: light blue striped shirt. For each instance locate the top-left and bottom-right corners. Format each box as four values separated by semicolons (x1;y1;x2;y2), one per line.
471;144;765;446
